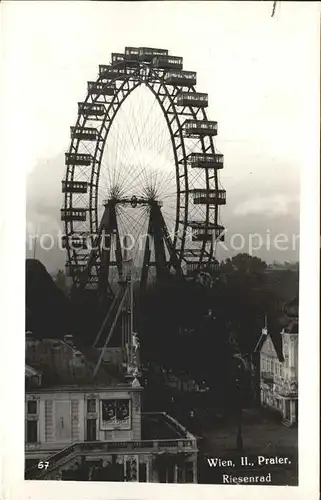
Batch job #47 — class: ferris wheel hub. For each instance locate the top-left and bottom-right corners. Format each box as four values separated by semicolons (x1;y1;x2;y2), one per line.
103;196;163;208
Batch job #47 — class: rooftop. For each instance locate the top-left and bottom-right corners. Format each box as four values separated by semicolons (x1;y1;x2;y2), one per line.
141;412;188;440
25;338;121;389
255;332;284;362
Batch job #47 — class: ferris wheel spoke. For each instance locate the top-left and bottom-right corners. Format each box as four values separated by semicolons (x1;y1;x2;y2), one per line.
129;87;160;155
118;205;149;235
116;87;155;173
140;131;174;173
117;206;150;264
131;105;170;189
105;119;137;187
110;108;148;190
120;108;144;170
143;104;169;156
138;100;160;154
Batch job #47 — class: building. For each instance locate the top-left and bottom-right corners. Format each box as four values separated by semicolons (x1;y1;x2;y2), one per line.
165;370;201;393
25;335;198;482
256;301;298;426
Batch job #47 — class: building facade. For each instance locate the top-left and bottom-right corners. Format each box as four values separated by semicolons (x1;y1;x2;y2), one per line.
260;322;298;426
25;337;198;482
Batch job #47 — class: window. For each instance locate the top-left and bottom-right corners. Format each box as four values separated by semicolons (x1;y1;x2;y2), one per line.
185;462;194;483
177;465;184;483
167;464;174;483
261;356;264;370
86;418;97;441
139;462;147;482
27;400;37;414
157;462;167;483
87;399;96;413
100;399;130;430
26;399;39;443
26;420;38;443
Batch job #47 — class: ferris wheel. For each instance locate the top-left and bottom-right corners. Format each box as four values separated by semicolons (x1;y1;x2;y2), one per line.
61;46;226;297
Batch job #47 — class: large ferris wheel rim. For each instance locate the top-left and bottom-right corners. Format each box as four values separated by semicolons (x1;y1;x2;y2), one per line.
76;65;189;256
63;48;221;284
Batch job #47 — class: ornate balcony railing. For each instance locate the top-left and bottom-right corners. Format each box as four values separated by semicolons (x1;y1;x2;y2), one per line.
25;437;197;479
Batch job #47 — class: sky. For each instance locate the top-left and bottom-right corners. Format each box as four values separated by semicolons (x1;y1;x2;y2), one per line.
1;1;319;273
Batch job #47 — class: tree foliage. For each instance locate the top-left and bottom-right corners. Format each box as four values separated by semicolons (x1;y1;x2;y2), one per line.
137;253;298;406
26;260;72;337
54;269;69;297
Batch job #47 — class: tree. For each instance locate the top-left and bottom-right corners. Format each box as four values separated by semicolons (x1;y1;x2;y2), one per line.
26;259;72;337
220;253;267;275
54;269;69;296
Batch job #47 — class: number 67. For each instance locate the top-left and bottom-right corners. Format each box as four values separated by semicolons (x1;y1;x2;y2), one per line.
38;461;49;470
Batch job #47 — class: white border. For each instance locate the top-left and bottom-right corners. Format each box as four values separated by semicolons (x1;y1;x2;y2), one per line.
0;1;319;499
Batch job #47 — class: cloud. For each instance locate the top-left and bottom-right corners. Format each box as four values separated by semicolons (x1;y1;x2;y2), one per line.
233;194;299;218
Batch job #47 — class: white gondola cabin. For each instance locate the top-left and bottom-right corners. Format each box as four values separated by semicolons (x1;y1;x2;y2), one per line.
112;52;138;67
164;71;196;87
186;260;219;277
78;103;105;118
70;127;98;141
62;181;88;194
153;56;183;70
65;153;92;166
61;209;87;222
87;82;115;96
188;153;224;169
189;222;225;242
125;47;140;61
177;92;208;108
111;53;125;65
99;65;126;80
138;47;168;62
192;189;226;205
62;235;88;249
184;120;218;137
